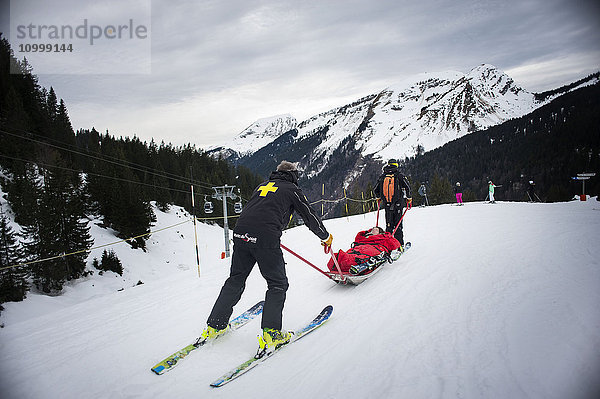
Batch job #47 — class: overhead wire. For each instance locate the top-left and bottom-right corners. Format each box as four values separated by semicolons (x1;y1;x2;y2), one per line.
0;128;217;191
0;211;243;273
1;126;216;188
0;153;194;196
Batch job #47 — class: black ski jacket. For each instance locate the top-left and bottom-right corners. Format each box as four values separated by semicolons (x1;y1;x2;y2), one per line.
374;165;411;207
234;171;329;248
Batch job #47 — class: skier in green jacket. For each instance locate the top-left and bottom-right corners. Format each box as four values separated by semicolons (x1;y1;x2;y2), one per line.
488;181;497;203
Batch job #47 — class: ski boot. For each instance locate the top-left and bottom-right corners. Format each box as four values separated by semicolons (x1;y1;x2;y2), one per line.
349;261;369;275
255;328;292;358
196;325;228;345
389;246;404;262
368;253;387;269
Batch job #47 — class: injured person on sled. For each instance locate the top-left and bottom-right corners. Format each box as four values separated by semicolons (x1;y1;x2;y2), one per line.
327;227;403;276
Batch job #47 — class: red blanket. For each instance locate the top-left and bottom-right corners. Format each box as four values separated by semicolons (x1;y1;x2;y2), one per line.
327;230;401;273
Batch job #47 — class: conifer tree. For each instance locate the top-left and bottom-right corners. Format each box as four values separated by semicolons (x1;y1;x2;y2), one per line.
97;249;123;275
148;140;171;212
428;173;454;205
24;165;92;293
4;163;42;226
0;207;28;307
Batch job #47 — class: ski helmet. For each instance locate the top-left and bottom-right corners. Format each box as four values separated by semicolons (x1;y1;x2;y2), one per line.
388;159;398;166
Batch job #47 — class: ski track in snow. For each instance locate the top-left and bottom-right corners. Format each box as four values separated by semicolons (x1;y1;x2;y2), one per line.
1;200;599;399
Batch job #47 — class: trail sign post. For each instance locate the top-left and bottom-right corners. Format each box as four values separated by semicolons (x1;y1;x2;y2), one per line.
572;173;596;200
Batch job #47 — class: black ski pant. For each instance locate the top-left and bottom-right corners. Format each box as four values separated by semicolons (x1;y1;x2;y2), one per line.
207;241;289;330
384;205;405;245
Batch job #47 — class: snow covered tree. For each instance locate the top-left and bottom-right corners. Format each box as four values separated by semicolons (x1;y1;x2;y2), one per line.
94;249;123;276
24;166;92;294
0;207;28;308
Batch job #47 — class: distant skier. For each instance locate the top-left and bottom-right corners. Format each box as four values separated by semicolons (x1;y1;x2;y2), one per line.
374;159;412;247
200;161;332;355
454;182;463;205
418;183;428;206
527;180;540;202
488;180;497;203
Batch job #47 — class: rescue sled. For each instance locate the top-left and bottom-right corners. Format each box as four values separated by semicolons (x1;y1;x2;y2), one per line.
281;229;410;286
325;242;411;285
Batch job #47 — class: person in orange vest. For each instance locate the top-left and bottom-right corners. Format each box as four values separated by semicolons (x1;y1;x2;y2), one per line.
374;159;412;247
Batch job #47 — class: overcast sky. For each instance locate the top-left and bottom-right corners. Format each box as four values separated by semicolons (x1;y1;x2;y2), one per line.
2;0;599;148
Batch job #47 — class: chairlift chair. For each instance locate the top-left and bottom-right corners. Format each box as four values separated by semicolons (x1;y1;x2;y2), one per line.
203;196;214;214
234;201;243;214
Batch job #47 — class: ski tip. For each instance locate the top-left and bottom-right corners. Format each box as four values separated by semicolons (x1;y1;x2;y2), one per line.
248;300;265;309
321;305;333;316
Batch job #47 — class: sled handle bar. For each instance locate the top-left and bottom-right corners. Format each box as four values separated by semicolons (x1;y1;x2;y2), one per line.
280;243;346;283
392;204;410;236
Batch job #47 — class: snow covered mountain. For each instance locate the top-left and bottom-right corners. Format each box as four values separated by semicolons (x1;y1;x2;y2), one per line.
210;65;537;167
206;65;596;197
206;114;297;161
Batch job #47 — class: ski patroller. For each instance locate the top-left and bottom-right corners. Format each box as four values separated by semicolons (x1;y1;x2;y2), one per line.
150;301;264;375
210;305;333;387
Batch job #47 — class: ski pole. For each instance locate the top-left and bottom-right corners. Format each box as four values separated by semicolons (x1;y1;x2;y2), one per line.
375;199;381;227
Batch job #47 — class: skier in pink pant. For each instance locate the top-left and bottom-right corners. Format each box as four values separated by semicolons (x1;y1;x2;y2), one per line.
454;182;463;205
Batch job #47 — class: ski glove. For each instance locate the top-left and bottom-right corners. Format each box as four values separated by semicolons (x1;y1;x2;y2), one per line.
321;233;333;253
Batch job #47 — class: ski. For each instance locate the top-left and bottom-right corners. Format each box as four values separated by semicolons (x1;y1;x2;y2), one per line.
150;300;264;375
210;305;333;387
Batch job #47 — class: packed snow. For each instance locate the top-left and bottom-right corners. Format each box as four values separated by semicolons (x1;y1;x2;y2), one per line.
1;199;599;399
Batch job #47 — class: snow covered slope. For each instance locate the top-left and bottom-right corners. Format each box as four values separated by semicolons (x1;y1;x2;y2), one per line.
1;199;599;398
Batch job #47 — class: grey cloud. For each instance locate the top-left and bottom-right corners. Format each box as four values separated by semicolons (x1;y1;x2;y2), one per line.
2;0;598;145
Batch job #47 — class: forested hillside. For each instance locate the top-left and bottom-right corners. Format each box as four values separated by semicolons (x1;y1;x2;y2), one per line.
0;35;263;304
